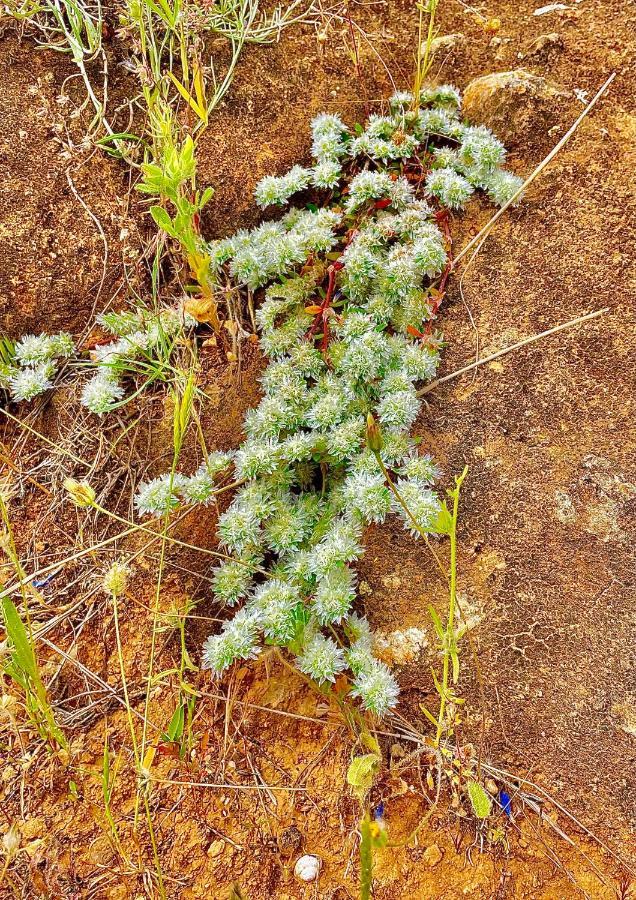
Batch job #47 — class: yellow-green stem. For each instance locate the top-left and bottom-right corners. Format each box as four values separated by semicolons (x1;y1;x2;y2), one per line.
434;467;465;747
372;450;447;580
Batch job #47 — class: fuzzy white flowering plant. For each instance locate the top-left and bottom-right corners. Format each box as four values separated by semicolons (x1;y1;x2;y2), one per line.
81;305;197;415
0;332;74;403
136;85;522;717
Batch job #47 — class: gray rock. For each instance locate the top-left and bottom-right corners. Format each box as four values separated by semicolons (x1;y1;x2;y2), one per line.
462;69;575;152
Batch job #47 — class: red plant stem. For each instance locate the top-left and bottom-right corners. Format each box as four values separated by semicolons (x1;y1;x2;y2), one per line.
422;209;453;338
305;226;359;347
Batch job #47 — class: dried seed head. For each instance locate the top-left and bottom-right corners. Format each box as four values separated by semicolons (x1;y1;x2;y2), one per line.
103;560;129;597
63;478;96;508
2;824;20;858
365;412;383;453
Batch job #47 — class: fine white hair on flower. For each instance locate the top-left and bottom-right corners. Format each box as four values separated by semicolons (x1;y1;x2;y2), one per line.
203;450;234;476
308;518;364;577
80;304;195;414
234;439;281;480
312;566;356;624
393;479;442;536
135;474;181;518
81;375;125;415
350;659;400;716
252;579;301;644
234;481;277;523
399;453;442;485
481;168;525;207
179;469;215;505
345;640;375;676
263;499;315;553
420;84;461;110
326;417;366;461
345;612;374;647
13;332;72;366
426;167;474;210
312;159;342;189
311;112;350;162
218;505;262;553
377;388;421;431
254;165;312;208
5;331;75;403
211;560;255;606
342;471;391;525
8;362;55;402
296;632;346;684
344;171;397;213
458;125;506;179
389;90;414;111
202;607;263;675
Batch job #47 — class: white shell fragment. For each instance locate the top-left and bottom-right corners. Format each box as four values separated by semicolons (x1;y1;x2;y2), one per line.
533;3;569;15
294;854;321;882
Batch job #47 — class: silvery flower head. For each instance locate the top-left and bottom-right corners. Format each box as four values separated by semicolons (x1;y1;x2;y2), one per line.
399;453;441;485
345;612;373;646
399;341;440;382
481;169;524;207
8;362;55;402
218;504;261;553
345;640;375;676
389;90;414;112
179;468;215;505
81;374;125;415
264;500;313;553
420;84;461;110
343;471;391;525
13;334;56;366
252;579;301;644
234;439;281;480
345;171;396;213
312;159;342;188
350;660;400;715
296;633;346;684
289;343;325;379
458;125;506;179
254;165;312;208
311;112;349;161
309;518;364;577
202;607;262;675
312;565;356;624
393;478;441;536
135;474;181;518
426;168;474;210
326;416;366;461
234;481;277;522
376;388;420;431
211;559;255;606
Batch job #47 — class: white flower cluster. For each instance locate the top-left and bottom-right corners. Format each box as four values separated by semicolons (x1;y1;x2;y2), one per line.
147;86;521;717
209;209;341;290
0;332;74;402
81;305;196;415
249;83;522;216
135;451;233;517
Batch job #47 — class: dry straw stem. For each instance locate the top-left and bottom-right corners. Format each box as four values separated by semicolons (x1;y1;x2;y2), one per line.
418;72;616;398
417;306;609;397
453;72;616;269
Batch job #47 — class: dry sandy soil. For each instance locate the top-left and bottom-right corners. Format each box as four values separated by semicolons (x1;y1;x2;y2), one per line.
1;0;636;897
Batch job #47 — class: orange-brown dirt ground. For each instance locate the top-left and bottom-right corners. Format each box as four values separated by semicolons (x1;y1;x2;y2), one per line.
1;0;636;897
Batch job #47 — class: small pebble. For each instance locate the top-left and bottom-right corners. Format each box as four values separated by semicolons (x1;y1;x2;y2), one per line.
294;854;321;882
423;843;443;867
